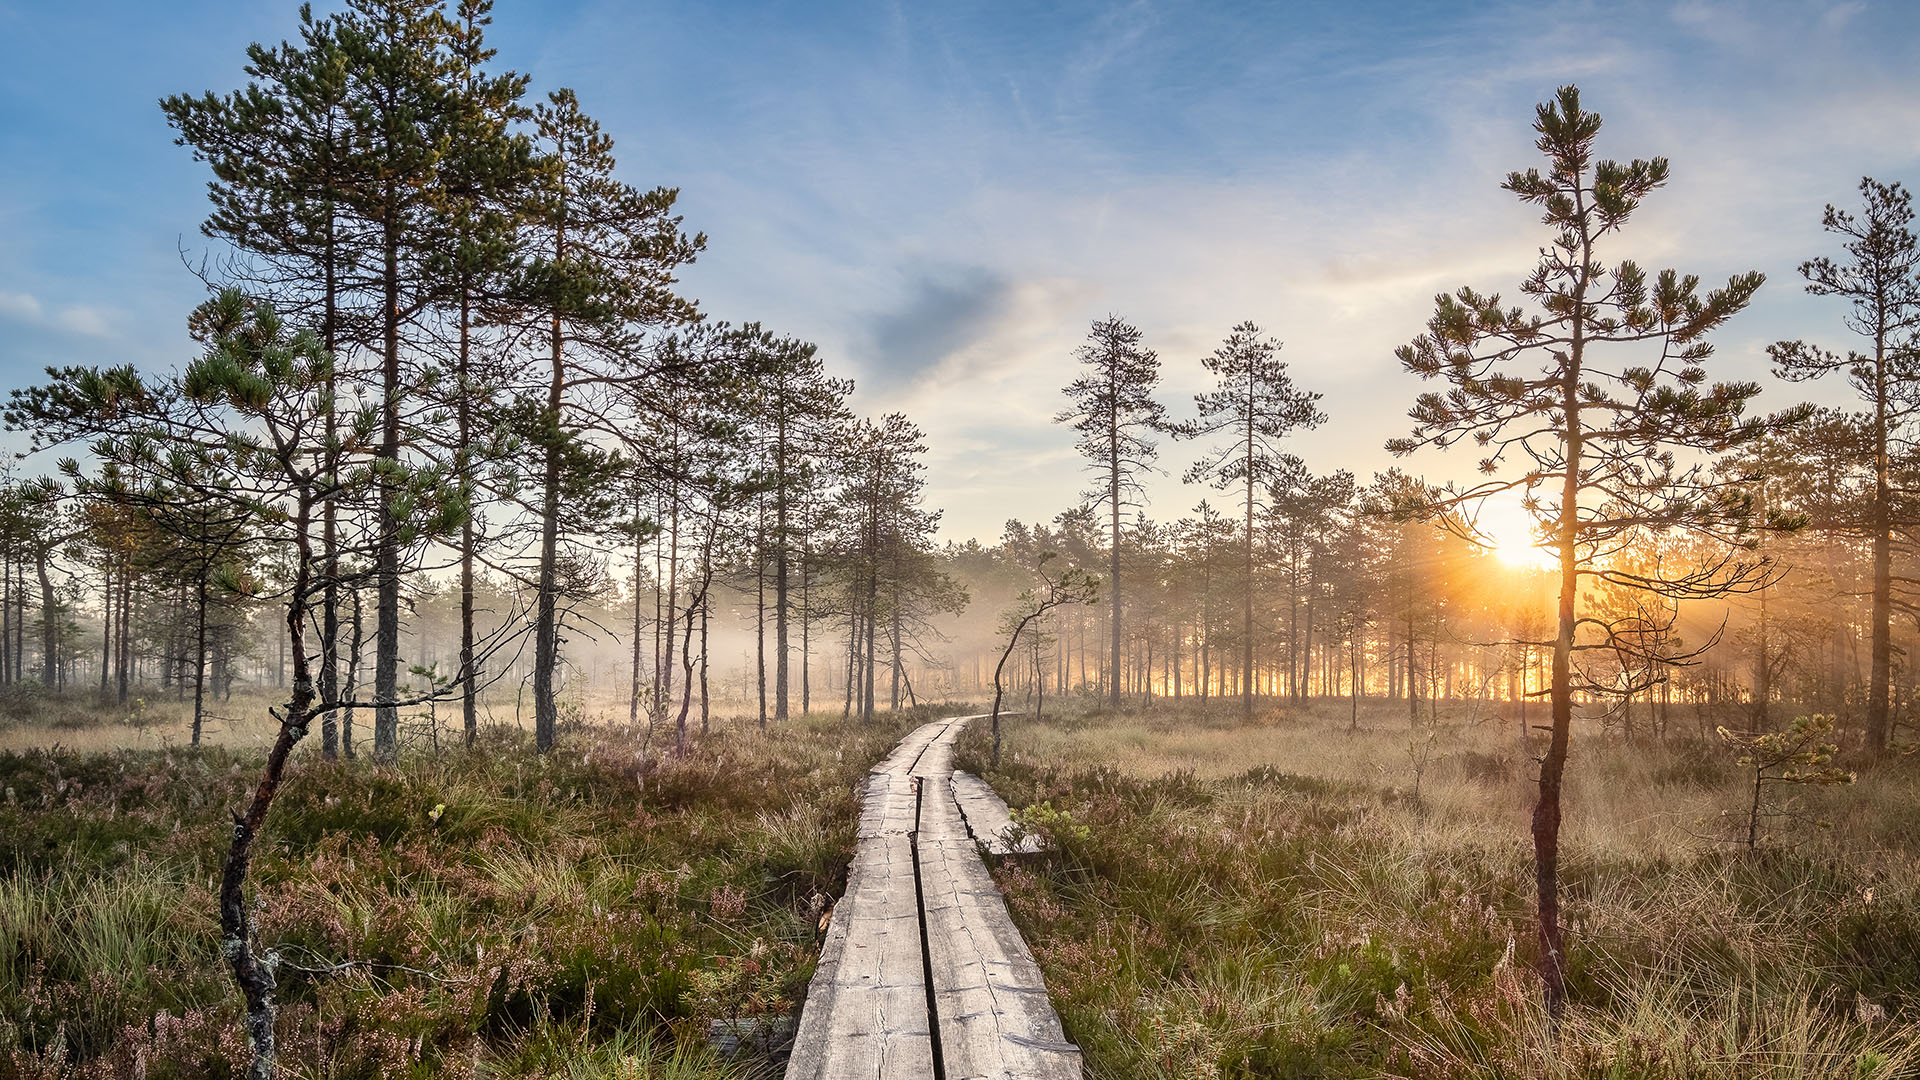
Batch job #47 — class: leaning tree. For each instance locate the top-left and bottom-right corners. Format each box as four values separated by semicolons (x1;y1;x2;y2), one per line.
989;550;1097;765
1387;85;1781;1014
11;291;475;1078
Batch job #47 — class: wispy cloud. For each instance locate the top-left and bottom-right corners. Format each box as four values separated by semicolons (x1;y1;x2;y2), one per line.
0;290;114;338
0;292;42;322
4;0;1918;543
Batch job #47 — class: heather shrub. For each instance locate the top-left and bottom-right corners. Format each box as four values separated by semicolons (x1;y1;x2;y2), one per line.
0;712;909;1078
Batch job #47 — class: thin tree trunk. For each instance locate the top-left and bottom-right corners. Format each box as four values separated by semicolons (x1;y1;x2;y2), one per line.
221;493;317;1080
756;502;767;729
374;210;402;759
191;573;208;745
532;223;566;753
801;533;812;715
1243;430;1256;720
1535;248;1588;1017
458;286;479;749
1868;350;1892;751
775;417;791;722
99;561;111;697
630;488;645;728
36;545;55;688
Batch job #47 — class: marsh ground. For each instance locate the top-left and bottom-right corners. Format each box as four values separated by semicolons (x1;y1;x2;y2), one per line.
962;699;1920;1079
0;698;935;1079
7;693;1918;1079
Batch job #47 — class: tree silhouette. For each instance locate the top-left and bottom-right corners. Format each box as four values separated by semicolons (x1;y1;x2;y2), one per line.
1056;316;1166;707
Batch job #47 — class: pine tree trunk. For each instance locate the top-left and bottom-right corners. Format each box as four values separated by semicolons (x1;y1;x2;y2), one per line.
1535;286;1586;1018
191;574;208;745
1243;434;1256;720
318;173;341;761
99;562;111;698
1868;352;1892;752
36;545;55;688
1109;418;1123;708
532;304;564;753
801;536;811;715
775;418;791;721
756;504;767;729
343;587;361;759
222;492;318;1080
117;565;130;706
458;289;478;749
699;580;711;735
374;215;402;759
630;489;645;729
663;482;680;727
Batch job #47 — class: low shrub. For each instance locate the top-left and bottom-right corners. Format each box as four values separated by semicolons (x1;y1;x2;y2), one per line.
0;712;909;1079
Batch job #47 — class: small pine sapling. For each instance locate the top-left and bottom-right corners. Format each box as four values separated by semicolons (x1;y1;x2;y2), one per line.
1718;714;1855;849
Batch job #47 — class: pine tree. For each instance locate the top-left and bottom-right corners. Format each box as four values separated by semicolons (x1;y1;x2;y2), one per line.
742;329;852;723
331;0;472;759
162;4;364;756
428;0;533;748
1768;178;1920;754
520;87;702;752
1056;316;1166;708
1177;321;1324;718
1388;86;1774;1013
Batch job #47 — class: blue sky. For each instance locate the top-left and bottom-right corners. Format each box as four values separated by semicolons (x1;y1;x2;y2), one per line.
3;0;1918;541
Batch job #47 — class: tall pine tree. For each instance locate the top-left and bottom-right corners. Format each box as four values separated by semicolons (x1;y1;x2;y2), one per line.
1768;178;1920;754
1389;86;1773;1013
1177;321;1324;718
1055;316;1166;707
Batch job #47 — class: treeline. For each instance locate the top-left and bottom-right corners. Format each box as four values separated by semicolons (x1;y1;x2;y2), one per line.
909;154;1920;772
2;0;962;759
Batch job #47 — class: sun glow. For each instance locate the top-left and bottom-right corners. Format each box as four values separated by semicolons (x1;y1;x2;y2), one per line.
1477;495;1557;572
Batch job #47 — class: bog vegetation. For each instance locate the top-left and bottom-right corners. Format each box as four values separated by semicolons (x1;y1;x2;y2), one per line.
0;2;1916;1077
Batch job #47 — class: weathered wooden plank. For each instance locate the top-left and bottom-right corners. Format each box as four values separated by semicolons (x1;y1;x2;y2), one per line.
784;827;934;1079
874;719;950;775
917;778;1083;1080
909;728;956;780
951;771;1045;856
790;712;1075;1080
856;772;919;841
906;712;989;780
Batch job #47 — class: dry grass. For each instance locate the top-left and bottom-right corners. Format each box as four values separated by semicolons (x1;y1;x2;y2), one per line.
0;703;939;1079
967;698;1920;1079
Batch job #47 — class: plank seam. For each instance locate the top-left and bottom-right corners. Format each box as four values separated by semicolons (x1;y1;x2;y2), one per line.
911;774;948;1080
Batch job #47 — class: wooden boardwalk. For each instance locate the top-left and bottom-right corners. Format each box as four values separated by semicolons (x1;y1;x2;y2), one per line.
786;715;1081;1080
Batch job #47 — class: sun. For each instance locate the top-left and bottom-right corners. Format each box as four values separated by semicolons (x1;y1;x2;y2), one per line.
1477;495;1557;572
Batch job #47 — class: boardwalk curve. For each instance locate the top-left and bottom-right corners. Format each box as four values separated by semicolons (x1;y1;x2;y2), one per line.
786;714;1081;1080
